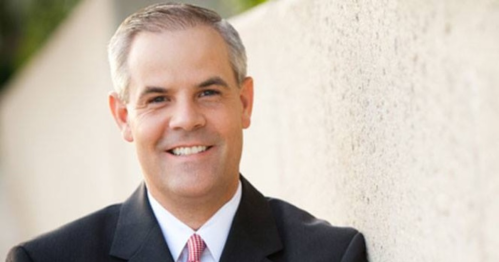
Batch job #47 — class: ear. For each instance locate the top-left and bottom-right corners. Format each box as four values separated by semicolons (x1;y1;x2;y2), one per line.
240;77;254;129
109;92;134;142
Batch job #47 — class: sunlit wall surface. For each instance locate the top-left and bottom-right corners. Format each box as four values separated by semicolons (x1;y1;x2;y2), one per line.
234;1;499;261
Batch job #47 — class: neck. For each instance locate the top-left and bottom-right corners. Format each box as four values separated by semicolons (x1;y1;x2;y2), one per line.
148;179;239;230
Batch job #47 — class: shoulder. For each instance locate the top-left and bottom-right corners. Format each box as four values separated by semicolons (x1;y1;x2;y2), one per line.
267;198;367;262
267;198;357;240
7;204;122;262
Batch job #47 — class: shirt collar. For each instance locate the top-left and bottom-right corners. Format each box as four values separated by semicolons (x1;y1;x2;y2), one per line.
147;181;242;262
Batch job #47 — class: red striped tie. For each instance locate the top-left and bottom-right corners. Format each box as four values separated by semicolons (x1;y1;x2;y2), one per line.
187;234;206;262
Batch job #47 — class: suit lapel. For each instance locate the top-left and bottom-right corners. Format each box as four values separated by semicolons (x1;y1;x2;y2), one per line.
109;183;174;262
109;178;283;262
220;176;283;262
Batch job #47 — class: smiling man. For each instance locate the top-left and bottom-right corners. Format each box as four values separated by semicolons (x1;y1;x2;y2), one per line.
7;3;367;262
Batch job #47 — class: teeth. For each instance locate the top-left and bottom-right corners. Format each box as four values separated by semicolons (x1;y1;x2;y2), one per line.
171;146;208;156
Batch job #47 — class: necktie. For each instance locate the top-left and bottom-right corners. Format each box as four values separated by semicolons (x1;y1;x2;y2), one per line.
187;234;206;262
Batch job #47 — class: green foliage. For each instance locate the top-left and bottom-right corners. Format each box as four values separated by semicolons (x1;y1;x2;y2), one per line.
239;0;268;9
0;0;80;91
222;0;268;14
14;0;81;69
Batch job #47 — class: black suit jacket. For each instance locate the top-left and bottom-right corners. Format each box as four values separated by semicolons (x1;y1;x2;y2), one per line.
7;177;367;262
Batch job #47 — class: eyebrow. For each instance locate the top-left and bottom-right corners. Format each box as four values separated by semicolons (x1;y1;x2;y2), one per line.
138;86;168;101
198;76;229;89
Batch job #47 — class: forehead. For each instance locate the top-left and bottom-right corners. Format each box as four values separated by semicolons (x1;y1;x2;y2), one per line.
130;25;228;56
126;26;233;88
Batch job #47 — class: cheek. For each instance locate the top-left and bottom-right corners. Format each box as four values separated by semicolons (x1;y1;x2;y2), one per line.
132;113;168;147
217;113;244;148
212;108;242;133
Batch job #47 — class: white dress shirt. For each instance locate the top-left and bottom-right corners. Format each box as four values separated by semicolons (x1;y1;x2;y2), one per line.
147;182;242;262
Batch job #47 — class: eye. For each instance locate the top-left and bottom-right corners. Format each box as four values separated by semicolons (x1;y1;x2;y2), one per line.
199;89;221;98
148;96;168;104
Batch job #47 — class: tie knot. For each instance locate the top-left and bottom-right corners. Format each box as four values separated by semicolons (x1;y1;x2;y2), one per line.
187;234;206;262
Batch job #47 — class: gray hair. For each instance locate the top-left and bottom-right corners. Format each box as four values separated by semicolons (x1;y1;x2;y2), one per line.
108;3;247;102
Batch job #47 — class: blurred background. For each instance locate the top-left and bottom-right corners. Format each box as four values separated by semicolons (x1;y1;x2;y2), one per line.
1;0;499;261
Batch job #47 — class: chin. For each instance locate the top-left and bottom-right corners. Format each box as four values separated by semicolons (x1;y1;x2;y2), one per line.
165;173;218;196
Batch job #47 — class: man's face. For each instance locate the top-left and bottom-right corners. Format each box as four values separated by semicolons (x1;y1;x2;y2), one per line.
110;26;253;205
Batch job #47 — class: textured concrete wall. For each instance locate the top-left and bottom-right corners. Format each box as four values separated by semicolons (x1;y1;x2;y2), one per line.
234;0;499;261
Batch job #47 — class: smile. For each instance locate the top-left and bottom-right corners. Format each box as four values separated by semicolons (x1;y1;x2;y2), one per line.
169;146;210;156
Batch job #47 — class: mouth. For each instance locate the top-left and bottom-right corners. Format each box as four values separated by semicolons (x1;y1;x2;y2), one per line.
167;145;212;156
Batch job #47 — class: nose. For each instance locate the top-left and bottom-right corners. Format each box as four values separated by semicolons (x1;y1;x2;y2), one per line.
168;99;206;131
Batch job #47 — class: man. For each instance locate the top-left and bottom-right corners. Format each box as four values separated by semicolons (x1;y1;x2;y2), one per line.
7;3;367;262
